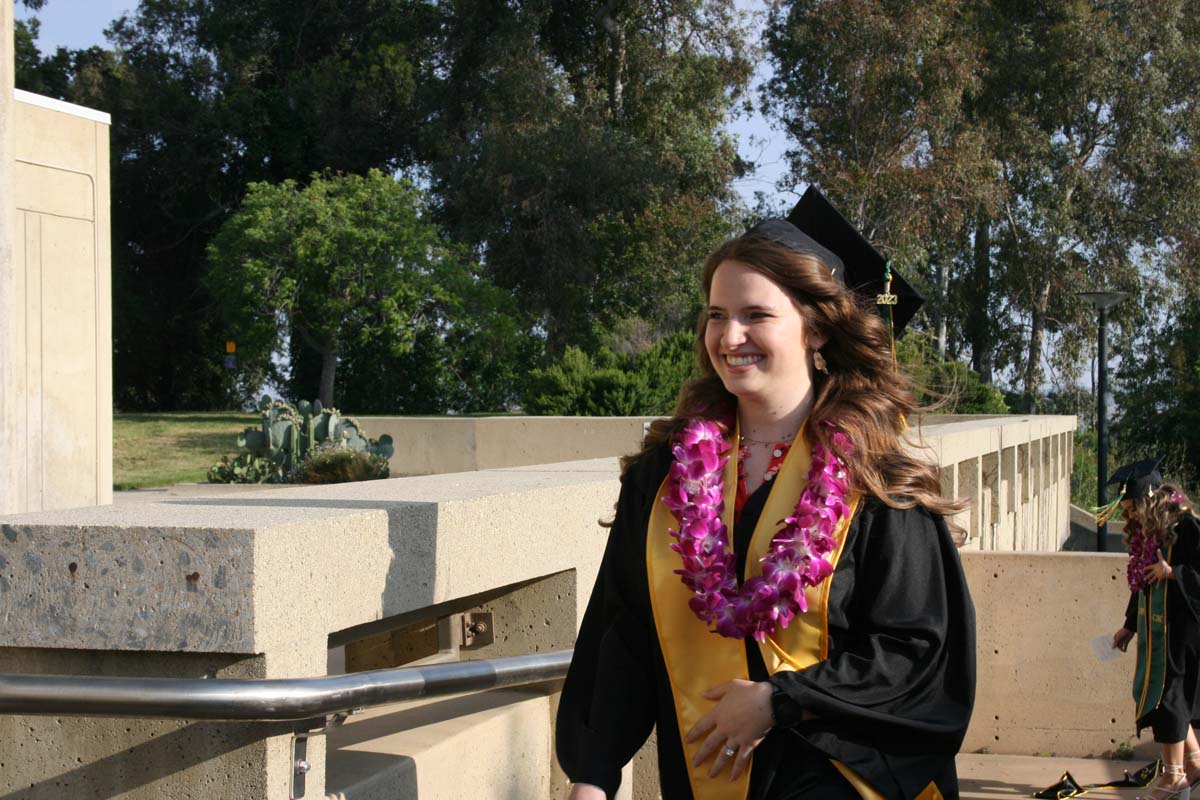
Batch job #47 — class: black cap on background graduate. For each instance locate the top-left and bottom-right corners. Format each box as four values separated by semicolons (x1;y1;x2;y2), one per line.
1109;456;1166;501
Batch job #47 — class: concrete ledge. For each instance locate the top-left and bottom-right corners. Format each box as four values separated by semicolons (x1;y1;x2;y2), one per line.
361;416;653;476
1;458;619;666
0;459;620;799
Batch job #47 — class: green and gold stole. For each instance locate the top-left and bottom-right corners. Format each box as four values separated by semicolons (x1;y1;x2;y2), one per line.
1133;544;1173;721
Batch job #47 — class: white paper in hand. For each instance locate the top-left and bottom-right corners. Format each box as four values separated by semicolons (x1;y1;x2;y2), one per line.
1093;633;1123;662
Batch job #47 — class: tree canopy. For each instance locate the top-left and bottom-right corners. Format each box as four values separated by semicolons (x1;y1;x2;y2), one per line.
207;170;529;410
13;0;1200;474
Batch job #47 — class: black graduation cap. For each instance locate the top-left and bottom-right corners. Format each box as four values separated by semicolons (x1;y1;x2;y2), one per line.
745;187;924;337
1109;456;1166;501
1032;770;1084;800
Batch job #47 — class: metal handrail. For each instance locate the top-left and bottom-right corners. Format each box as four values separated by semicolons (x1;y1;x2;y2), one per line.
0;649;572;721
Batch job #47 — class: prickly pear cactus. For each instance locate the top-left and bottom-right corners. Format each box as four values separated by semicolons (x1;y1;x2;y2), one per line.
210;395;393;483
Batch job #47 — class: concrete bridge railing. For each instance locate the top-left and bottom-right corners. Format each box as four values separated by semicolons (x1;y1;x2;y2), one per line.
0;414;1091;799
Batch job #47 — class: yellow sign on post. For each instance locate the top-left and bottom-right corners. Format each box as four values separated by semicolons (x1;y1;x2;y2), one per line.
225;341;236;354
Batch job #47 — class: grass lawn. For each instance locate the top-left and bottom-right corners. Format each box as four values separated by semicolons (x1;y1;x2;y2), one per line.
113;412;259;490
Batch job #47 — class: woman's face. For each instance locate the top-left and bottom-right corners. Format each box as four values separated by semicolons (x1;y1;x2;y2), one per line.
1121;499;1137;522
704;259;823;405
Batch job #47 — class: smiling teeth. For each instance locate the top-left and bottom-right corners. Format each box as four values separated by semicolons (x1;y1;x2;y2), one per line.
726;355;763;366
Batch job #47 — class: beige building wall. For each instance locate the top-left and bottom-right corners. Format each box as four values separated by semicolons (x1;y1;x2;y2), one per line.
1;3;21;515
7;89;113;512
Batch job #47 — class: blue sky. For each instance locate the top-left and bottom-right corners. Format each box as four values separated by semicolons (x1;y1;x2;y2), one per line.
16;0;795;209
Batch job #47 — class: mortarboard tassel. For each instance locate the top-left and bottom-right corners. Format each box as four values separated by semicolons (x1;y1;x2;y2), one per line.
1091;497;1124;527
876;261;899;362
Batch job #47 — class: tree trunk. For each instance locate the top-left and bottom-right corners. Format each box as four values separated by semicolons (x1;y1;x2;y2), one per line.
319;349;337;409
599;6;625;115
968;214;993;382
1023;277;1052;413
932;249;947;360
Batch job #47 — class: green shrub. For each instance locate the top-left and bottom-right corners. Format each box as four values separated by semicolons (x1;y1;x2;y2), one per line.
1072;430;1099;508
206;453;282;484
287;445;390;484
524;332;695;416
896;331;1010;414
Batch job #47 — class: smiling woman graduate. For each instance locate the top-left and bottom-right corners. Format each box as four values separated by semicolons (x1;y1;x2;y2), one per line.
556;189;977;800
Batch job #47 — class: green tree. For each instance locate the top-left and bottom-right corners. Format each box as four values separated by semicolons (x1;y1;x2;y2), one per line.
207;170;513;409
1112;288;1200;492
16;0;435;409
334;267;536;414
974;1;1200;411
763;0;1200;416
764;0;1002;365
424;0;752;351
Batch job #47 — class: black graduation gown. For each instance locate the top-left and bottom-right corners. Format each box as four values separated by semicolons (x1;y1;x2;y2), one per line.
556;445;977;799
1122;515;1200;741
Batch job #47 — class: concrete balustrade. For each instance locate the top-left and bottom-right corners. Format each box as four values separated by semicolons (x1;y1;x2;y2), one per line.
911;415;1077;552
359;415;654;476
0;460;619;798
364;414;1076;553
1;412;1107;799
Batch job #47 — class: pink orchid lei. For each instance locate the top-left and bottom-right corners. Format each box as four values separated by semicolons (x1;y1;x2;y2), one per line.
662;418;853;641
1126;521;1160;593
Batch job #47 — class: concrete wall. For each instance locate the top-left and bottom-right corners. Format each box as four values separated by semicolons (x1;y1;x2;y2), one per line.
3;87;113;514
0;434;1112;800
961;551;1146;758
362;415;653;476
366;414;1076;553
0;459;619;798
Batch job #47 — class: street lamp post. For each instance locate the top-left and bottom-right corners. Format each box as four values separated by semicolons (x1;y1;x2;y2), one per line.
1078;291;1130;552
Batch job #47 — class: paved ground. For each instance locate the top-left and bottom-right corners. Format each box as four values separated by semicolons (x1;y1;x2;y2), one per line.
959;754;1158;800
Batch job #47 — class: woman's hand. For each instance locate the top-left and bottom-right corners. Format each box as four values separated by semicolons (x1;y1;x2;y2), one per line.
1113;627;1135;652
1144;549;1174;583
684;679;774;781
568;783;606;800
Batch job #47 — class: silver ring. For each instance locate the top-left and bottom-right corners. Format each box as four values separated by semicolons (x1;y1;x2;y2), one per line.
723;745;738;758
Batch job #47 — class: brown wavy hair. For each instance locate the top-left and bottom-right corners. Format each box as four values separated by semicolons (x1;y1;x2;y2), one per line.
1123;483;1198;548
623;234;967;539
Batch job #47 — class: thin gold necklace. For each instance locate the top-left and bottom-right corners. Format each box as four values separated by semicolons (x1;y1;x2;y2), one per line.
739;430;799;447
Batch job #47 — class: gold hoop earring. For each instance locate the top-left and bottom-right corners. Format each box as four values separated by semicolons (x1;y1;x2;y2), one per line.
813;350;828;374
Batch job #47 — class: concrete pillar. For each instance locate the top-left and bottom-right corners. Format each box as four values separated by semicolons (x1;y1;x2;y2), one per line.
958;456;982;550
1;0;27;515
982;451;999;550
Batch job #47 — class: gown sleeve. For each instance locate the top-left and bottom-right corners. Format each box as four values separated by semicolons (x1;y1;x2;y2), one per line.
555;461;659;797
1170;516;1200;621
1125;590;1138;633
766;502;976;796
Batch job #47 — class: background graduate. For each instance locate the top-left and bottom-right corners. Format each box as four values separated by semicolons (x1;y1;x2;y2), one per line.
556;189;976;799
1109;458;1200;800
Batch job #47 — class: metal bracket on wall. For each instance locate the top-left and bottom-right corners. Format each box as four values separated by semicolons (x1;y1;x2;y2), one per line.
291;732;310;799
461;611;494;649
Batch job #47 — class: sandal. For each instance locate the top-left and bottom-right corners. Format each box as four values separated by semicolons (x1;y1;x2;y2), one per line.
1186;751;1200;792
1137;764;1191;800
